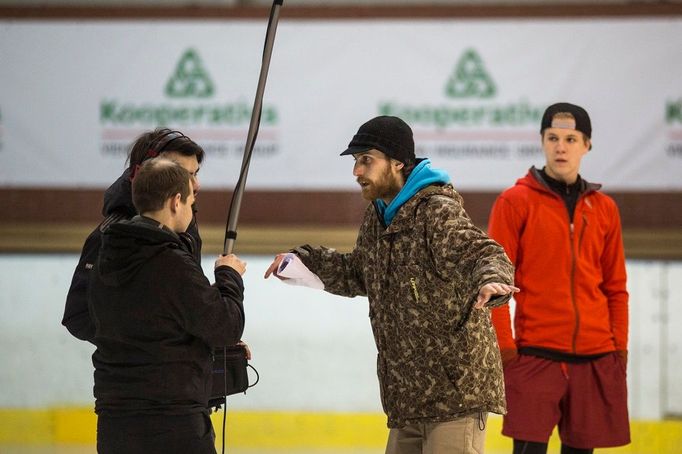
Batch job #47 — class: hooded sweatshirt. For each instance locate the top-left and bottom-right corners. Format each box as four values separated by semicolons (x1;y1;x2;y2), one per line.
374;158;450;226
489;167;628;359
88;216;244;416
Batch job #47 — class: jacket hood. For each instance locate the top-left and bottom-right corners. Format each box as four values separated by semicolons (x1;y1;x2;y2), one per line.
383;182;462;236
102;168;136;217
374;158;451;226
97;217;183;287
519;166;601;195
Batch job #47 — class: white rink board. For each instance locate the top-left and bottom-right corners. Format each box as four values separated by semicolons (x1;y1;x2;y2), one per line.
1;254;681;420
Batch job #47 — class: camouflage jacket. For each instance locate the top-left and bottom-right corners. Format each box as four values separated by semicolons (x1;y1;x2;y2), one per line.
295;184;514;428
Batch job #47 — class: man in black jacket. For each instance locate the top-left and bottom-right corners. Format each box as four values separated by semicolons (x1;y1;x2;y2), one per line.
89;158;246;454
63;128;205;341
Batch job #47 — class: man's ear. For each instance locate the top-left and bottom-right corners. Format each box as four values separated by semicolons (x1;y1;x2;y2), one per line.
169;193;182;214
392;160;404;170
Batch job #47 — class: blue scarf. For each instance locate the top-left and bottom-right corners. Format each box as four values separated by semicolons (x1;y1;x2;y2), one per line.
374;159;451;226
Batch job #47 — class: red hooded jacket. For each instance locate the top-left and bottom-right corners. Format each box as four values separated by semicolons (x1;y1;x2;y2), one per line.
489;168;628;359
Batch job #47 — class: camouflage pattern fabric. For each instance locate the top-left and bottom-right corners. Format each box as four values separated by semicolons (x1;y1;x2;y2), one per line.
294;184;515;428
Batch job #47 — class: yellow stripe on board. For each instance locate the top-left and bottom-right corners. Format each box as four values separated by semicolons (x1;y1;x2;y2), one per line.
1;408;681;453
0;409;53;444
214;411;387;448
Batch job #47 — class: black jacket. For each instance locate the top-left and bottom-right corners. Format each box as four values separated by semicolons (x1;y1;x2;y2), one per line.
62;168;202;341
89;216;244;416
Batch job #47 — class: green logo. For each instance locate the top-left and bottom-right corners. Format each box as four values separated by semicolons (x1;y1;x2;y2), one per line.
445;49;496;99
667;99;682;124
101;48;279;128
165;49;215;98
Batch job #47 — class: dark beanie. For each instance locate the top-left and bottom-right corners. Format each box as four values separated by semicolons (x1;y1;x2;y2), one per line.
340;116;416;165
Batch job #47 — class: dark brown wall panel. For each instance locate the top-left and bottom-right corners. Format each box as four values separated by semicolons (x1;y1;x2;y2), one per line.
1;4;681;20
2;188;680;229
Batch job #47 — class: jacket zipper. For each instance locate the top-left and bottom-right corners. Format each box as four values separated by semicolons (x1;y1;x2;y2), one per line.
410;277;419;302
569;222;579;354
571;207;590;353
570;195;595;353
532;169;595;355
556;182;579;355
534;170;580;353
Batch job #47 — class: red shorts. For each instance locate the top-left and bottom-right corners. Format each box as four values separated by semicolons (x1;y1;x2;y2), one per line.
502;352;630;449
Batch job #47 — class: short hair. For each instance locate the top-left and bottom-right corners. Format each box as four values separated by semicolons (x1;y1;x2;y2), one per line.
132;158;192;214
127;128;205;169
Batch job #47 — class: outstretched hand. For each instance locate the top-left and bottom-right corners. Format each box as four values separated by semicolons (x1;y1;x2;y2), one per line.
264;253;288;279
475;283;520;309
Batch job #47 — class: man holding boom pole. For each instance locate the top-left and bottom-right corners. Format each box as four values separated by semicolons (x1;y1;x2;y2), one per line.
88;158;246;453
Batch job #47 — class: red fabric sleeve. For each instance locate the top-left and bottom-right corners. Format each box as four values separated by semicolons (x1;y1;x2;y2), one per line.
488;194;523;353
600;199;629;351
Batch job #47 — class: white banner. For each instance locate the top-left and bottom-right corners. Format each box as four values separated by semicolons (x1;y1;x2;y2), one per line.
0;18;681;190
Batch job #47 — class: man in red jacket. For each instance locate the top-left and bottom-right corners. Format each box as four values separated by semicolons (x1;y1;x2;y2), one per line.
488;103;630;454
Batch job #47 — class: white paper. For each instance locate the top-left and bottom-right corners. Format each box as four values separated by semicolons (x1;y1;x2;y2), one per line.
276;253;325;290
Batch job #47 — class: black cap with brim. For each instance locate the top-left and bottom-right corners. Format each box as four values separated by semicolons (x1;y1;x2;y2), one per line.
340;116;415;164
541;102;592;138
340;145;374;156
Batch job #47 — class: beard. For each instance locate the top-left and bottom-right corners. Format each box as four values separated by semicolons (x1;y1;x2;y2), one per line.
358;166;402;202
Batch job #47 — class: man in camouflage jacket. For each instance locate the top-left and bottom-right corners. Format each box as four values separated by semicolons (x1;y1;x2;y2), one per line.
266;116;517;454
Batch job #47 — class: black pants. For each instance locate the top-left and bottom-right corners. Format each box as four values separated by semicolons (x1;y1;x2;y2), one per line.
513;440;593;454
97;412;216;454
